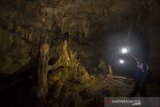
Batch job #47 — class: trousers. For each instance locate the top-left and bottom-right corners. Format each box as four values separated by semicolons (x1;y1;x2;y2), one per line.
130;81;148;97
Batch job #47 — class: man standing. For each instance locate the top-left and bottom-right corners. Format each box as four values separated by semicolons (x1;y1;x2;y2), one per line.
129;56;149;97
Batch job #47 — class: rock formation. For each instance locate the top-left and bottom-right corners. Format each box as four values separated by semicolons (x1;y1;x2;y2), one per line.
0;0;160;107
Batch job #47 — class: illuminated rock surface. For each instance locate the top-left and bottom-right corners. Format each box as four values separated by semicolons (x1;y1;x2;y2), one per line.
0;0;160;107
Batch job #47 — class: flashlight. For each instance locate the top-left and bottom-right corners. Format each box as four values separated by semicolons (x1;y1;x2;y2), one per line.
119;59;124;64
121;48;128;54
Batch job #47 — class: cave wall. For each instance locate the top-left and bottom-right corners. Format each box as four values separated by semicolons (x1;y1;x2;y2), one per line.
0;0;160;77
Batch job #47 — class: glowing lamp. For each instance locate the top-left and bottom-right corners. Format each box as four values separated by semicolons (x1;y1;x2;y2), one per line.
121;48;128;54
119;59;124;64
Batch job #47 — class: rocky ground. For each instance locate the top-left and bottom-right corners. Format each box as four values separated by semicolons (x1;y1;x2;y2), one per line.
0;0;160;107
0;74;134;107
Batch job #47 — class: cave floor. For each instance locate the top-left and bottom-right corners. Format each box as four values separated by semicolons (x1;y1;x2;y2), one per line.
103;75;134;97
0;74;159;107
104;75;160;97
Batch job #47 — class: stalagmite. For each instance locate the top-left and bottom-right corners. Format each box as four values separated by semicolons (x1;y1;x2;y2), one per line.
37;35;49;102
108;64;112;76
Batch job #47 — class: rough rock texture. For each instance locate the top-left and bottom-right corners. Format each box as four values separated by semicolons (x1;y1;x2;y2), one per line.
0;0;160;107
0;0;160;75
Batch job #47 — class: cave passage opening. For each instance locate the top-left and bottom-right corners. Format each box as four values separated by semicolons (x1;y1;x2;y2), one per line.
104;29;150;77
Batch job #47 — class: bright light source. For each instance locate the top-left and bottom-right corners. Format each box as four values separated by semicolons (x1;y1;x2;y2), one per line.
121;48;128;54
119;59;124;64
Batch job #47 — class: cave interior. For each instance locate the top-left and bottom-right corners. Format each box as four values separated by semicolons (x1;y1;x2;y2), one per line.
0;0;160;107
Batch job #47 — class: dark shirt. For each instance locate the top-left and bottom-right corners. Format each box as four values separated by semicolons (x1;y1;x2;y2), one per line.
135;66;143;81
134;62;149;81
